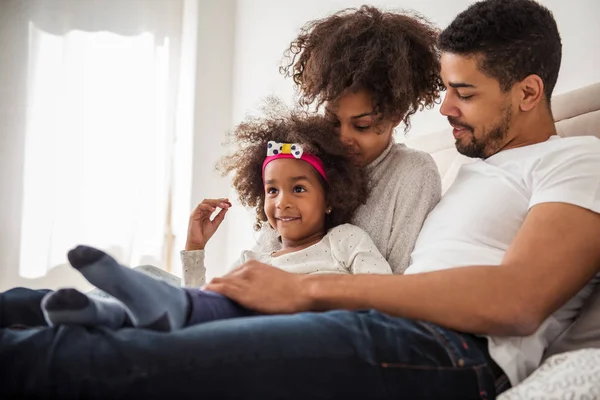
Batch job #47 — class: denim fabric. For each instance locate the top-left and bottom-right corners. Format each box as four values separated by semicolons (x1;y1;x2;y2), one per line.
1;307;508;399
0;287;50;328
184;289;257;325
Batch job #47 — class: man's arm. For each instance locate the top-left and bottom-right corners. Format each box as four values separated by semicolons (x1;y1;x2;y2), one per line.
305;202;600;336
207;202;600;336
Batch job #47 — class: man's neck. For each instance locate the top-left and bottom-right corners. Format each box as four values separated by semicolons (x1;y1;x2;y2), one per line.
498;113;557;154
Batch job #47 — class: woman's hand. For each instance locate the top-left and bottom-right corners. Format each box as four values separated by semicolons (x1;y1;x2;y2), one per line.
185;198;231;251
205;261;313;314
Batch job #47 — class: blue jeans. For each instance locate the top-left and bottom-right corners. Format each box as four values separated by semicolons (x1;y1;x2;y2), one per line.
1;289;509;400
0;286;256;329
0;287;51;328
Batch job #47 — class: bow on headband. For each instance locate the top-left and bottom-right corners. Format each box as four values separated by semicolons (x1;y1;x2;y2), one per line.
266;141;304;158
262;141;328;181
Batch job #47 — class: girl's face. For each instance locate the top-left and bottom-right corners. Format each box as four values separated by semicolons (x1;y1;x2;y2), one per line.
263;158;328;246
325;89;398;167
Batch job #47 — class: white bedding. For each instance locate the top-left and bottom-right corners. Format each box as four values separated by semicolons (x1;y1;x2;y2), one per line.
498;349;600;400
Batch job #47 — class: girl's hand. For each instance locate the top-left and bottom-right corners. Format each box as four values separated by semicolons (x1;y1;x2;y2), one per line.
185;198;232;251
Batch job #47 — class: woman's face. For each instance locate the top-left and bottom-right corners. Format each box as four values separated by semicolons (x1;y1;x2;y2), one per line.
325;89;398;167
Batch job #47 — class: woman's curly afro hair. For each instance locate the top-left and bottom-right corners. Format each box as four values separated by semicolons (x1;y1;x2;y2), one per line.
280;5;444;131
219;102;368;231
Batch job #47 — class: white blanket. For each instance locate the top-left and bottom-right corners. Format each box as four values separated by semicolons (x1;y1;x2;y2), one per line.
499;349;600;400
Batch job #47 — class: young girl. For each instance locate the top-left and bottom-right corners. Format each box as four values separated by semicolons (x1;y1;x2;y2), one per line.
41;110;392;331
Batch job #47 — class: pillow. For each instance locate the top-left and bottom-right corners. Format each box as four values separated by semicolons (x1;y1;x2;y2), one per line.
498;349;600;400
543;281;600;360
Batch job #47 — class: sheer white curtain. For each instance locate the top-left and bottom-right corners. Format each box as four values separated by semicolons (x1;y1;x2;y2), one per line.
16;0;197;278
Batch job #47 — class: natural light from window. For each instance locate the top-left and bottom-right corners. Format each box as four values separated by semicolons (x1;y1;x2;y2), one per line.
19;23;172;278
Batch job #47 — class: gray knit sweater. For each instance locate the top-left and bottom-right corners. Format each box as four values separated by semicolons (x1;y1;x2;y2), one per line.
249;142;442;274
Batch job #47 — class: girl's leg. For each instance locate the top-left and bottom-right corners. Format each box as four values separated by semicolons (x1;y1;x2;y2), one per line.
183;289;257;326
41;289;129;329
65;245;188;331
51;245;256;330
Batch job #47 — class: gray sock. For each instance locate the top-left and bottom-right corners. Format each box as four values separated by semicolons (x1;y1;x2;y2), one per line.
41;288;127;328
67;245;189;332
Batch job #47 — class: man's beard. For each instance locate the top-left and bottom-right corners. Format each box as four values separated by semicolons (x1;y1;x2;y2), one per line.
451;104;512;159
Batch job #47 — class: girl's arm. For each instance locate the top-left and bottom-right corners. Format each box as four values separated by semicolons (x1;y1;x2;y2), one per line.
180;250;245;288
181;250;207;288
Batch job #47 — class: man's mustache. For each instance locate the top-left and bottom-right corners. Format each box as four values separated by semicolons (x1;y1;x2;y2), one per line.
448;117;474;132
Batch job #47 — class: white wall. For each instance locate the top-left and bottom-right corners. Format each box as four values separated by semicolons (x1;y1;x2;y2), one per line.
186;0;237;281
221;0;600;270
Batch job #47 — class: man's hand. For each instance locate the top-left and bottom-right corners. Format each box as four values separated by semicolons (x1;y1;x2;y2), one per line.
205;261;313;314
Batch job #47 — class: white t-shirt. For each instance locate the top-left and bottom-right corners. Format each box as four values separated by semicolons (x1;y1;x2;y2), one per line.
406;135;600;385
181;224;392;284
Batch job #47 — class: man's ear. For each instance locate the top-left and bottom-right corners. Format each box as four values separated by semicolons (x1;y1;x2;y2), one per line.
518;74;545;112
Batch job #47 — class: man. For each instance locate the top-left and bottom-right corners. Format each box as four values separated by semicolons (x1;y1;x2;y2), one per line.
2;0;600;398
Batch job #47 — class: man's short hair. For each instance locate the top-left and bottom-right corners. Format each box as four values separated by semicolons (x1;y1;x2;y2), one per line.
439;0;562;103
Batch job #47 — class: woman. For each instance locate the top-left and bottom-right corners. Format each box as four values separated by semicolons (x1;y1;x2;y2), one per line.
252;6;443;274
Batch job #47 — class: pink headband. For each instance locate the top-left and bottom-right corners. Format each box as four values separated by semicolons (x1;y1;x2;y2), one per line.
262;141;328;182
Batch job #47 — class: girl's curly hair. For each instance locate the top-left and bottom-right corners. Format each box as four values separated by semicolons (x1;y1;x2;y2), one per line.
280;5;444;131
219;103;368;231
